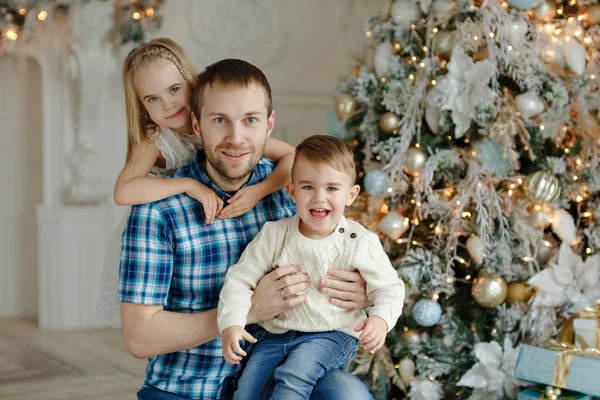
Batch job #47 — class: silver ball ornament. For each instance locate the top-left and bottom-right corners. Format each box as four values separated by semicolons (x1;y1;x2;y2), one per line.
472;271;508;308
364;169;389;197
535;234;558;266
412;299;442;327
403;147;427;177
379;211;410;240
379;112;400;133
530;209;552;229
515;91;545;119
532;1;557;22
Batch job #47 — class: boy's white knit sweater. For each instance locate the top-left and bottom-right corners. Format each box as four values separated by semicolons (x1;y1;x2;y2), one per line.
217;215;405;339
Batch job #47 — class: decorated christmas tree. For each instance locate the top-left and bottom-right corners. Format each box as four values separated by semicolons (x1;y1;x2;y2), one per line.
332;0;600;398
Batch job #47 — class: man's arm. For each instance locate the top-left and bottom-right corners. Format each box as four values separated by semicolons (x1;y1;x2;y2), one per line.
121;264;310;359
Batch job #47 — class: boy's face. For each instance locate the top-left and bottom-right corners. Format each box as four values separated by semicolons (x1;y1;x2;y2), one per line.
286;155;360;239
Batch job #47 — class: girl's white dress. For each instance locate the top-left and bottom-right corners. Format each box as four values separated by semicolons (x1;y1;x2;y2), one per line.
95;129;201;328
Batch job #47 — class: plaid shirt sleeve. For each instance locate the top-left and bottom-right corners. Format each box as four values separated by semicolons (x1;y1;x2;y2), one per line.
119;203;174;305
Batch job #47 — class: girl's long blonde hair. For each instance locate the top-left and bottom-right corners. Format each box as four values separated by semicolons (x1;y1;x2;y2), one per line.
122;38;198;161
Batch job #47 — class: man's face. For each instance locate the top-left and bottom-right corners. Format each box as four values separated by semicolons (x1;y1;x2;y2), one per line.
192;82;274;191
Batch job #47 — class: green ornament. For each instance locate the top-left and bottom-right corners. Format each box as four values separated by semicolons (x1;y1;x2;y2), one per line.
525;170;561;204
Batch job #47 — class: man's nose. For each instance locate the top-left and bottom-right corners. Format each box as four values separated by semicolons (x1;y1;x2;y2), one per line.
227;123;244;145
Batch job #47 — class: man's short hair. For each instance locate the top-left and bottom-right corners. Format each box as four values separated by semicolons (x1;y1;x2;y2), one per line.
192;59;273;121
293;135;356;184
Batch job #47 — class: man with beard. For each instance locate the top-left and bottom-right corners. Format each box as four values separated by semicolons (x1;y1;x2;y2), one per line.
119;59;373;400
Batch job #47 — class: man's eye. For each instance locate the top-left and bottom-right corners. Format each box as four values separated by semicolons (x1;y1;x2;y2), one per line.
215;117;226;124
247;117;257;124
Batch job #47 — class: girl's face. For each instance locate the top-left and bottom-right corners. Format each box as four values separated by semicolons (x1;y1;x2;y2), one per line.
134;58;193;134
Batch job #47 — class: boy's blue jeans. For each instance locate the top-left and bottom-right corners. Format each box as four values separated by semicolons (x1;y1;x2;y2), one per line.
234;330;360;400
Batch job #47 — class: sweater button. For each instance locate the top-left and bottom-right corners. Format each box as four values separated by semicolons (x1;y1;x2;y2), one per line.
339;228;345;233
350;233;357;238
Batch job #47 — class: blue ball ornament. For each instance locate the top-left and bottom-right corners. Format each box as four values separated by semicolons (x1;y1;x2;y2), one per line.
508;0;541;10
412;299;442;327
326;108;352;140
363;169;389;197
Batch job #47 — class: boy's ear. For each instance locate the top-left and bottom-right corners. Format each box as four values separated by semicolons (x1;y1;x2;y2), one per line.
346;184;361;206
285;181;296;202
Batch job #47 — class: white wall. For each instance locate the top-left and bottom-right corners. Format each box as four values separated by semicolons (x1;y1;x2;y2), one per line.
0;55;42;317
0;0;380;318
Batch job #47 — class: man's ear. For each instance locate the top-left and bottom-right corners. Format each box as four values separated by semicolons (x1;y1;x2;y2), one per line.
266;110;275;138
346;184;361;206
192;112;201;137
285;181;297;203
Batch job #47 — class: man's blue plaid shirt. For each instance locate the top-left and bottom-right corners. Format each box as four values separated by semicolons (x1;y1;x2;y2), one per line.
119;150;296;399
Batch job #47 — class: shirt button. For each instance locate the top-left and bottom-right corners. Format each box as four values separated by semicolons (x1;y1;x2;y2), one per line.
339;228;345;233
350;233;357;239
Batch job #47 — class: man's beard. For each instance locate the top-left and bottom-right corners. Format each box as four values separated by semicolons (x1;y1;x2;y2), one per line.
204;141;267;186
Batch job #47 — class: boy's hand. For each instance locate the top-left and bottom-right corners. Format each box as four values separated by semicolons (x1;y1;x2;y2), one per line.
221;326;257;365
354;316;387;352
186;181;224;224
219;185;263;219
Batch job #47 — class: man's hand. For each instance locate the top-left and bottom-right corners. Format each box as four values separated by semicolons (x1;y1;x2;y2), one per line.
354;316;387;352
247;264;309;324
319;269;371;310
221;326;257;365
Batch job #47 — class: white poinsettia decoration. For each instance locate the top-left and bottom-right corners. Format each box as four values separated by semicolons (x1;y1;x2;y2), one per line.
457;337;526;400
528;243;600;311
408;377;443;400
427;44;497;138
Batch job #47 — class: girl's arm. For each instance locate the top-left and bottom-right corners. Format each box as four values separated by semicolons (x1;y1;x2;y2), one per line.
113;139;223;223
220;138;294;218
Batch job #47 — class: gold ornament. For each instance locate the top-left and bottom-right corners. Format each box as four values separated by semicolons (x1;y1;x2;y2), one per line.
532;1;557;22
530;209;552;229
472;271;508;308
506;282;534;305
379;112;400;133
333;94;357;120
586;4;600;25
403;147;427;176
525;170;561;204
432;30;455;59
403;329;421;344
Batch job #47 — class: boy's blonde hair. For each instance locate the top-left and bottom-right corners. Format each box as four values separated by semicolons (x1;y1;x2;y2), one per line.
122;38;198;161
292;135;356;184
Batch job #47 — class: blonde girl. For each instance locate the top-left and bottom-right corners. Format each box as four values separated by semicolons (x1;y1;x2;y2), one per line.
96;38;294;328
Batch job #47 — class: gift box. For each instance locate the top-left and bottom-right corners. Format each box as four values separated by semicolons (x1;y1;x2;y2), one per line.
574;318;599;350
517;384;592;399
514;344;600;397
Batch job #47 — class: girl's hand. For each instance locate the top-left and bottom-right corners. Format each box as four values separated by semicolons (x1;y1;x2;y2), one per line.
186;180;224;224
354;316;387;352
221;326;257;365
219;185;263;219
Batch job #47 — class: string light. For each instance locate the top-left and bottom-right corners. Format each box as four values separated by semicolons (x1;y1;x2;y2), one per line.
586;248;593;254
381;77;386;83
423;46;428;52
19;8;27;15
433;293;440;300
366;31;372;37
507;45;513;51
433;28;439;33
431;79;437;86
465;275;471;280
540;125;545;131
412;56;417;61
409;74;415;80
146;8;155;17
6;30;18;40
410;24;416;30
573;175;578;181
582;211;591;218
133;12;141;19
38;10;48;20
387;187;393;193
576;195;583;202
557;8;563;15
489;32;495;38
